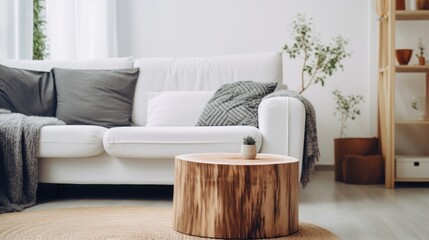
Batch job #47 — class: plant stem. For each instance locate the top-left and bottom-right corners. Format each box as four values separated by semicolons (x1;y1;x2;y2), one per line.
304;69;319;91
299;66;320;94
299;49;308;94
340;115;346;138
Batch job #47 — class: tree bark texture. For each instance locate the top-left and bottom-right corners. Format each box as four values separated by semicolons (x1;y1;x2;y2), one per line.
173;153;299;239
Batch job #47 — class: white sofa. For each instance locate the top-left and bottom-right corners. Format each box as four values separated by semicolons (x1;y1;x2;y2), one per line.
1;52;306;185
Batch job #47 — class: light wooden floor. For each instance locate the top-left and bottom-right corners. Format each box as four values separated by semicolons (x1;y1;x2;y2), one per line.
27;170;429;240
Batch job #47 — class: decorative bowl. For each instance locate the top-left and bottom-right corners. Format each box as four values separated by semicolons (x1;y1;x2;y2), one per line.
416;0;429;10
395;49;413;65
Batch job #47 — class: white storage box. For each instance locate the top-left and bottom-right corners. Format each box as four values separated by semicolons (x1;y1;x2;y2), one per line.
396;155;429;179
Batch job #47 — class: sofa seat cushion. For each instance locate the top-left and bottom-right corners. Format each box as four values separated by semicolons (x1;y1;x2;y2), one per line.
103;126;262;158
39;125;107;158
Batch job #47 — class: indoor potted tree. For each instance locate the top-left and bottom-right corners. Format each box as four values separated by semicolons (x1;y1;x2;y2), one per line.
241;136;257;159
332;90;379;182
281;14;352;181
333;90;364;139
283;14;350;94
280;14;351;184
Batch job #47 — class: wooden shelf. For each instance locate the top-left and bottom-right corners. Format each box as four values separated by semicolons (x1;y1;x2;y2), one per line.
379;1;429;188
395;178;429;182
396;65;429;72
396;120;429;124
396;11;429;20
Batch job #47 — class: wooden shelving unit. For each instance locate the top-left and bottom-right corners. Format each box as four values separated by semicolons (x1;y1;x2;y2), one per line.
378;0;429;188
396;65;429;72
396;10;429;20
395;120;429;124
395;178;429;182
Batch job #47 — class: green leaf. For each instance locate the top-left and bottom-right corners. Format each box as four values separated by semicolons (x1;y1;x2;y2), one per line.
33;0;48;60
281;14;350;94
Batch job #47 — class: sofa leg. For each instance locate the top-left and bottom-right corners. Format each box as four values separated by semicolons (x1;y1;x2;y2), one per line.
56;184;66;199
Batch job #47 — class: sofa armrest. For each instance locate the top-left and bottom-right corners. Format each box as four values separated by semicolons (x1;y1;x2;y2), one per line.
258;97;306;175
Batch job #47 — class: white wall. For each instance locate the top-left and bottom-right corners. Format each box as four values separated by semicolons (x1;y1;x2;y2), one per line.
117;0;376;165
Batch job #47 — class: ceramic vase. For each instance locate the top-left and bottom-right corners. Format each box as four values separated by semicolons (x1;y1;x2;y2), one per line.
410;96;427;120
396;0;405;10
241;145;257;159
416;0;429;9
418;56;426;65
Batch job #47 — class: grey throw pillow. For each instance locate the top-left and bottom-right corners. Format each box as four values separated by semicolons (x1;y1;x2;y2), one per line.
0;64;56;116
52;68;139;128
196;81;277;127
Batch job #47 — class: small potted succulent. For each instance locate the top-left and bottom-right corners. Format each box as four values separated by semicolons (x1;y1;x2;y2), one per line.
241;136;257;159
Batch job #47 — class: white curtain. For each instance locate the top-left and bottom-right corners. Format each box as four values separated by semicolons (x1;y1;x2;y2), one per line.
46;0;118;60
0;0;33;60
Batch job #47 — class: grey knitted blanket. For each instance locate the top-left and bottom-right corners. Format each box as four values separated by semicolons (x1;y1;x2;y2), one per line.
264;90;320;188
0;109;65;213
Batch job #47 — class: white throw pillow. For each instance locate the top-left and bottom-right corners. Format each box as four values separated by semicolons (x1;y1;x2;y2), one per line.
146;91;214;126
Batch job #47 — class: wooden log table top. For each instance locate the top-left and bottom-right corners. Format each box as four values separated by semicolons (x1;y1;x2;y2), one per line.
173;153;299;239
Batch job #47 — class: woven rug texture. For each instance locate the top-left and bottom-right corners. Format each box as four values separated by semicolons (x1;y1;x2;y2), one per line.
0;206;338;240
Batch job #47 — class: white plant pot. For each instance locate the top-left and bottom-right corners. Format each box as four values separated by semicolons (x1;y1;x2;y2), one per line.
241;145;257;159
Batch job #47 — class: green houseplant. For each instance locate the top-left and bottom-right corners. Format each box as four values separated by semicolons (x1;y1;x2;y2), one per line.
332;90;379;182
241;136;257;159
33;0;48;60
332;90;364;138
283;14;350;94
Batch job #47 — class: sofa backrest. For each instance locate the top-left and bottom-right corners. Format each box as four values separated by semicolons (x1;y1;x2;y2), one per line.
0;53;282;127
0;57;134;71
132;52;282;126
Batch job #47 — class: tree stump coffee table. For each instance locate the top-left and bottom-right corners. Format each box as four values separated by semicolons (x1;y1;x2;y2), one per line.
173;153;299;239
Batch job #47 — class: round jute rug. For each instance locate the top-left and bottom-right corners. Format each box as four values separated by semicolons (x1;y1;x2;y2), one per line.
0;207;338;240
